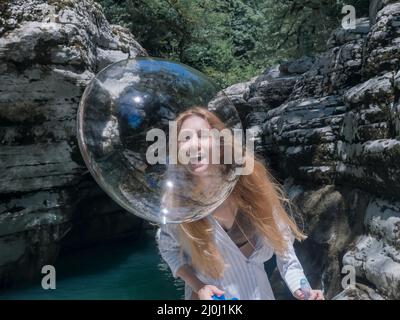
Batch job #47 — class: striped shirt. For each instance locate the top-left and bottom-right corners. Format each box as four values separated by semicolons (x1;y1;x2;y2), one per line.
156;210;308;300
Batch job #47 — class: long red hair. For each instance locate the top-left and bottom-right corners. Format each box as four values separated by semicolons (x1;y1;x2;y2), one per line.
171;107;306;279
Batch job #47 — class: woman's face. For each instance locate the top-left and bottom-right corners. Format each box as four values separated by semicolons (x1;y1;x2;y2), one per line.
178;115;216;176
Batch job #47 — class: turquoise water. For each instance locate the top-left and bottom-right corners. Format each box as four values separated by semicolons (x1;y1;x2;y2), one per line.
0;230;184;300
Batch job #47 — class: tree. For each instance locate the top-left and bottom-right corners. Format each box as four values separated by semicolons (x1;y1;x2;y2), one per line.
96;0;370;87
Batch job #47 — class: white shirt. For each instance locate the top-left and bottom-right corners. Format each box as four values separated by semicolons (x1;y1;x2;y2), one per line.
156;212;308;300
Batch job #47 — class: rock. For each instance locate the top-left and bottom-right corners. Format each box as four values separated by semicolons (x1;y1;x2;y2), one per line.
225;1;400;300
2;0;400;300
224;65;302;158
336;72;400;199
342;198;400;299
343;235;400;299
284;182;359;299
279;56;315;75
332;283;384;300
327;18;370;48
263;95;346;185
223;79;256;125
343;72;394;105
0;0;147;287
363;3;400;77
250;65;299;108
370;1;385;25
291;26;367;100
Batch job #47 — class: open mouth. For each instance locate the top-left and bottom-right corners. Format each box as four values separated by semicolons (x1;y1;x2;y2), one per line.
189;152;206;164
186;151;210;174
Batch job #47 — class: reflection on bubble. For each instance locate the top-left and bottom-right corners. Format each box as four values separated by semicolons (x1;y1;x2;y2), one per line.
77;57;242;224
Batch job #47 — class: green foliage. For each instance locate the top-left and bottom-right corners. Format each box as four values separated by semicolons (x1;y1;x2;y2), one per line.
96;0;370;88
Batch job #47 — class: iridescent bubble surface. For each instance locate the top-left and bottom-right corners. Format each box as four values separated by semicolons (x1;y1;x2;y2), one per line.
77;57;242;224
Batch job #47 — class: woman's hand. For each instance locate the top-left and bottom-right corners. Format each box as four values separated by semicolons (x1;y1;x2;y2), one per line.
294;289;325;300
197;285;225;300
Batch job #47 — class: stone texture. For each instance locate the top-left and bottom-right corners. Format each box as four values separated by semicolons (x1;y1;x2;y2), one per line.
331;283;385;300
225;1;400;300
0;0;147;287
363;3;400;77
1;0;400;299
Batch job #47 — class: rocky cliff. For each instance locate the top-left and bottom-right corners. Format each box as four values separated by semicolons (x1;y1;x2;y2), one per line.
0;0;147;287
0;0;399;299
226;0;400;299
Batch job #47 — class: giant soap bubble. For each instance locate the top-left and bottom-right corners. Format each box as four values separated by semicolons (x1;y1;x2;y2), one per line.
77;57;243;224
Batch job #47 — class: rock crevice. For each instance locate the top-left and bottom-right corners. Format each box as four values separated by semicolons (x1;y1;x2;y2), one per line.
226;3;400;299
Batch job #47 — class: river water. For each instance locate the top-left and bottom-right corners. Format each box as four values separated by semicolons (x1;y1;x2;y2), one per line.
0;229;184;300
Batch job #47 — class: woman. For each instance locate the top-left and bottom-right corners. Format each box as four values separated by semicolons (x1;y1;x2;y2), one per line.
156;106;324;300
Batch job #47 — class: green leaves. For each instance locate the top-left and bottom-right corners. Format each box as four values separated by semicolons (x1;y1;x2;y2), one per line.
96;0;369;87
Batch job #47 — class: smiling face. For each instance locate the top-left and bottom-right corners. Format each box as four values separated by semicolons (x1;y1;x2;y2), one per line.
178;115;215;176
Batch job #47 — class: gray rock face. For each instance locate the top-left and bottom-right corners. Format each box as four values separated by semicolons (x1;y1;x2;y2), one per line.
0;0;147;287
343;198;400;299
364;2;400;77
225;2;400;299
1;0;399;300
331;283;385;300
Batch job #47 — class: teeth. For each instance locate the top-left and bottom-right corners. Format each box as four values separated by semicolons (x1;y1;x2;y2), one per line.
188;153;206;164
190;153;202;160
